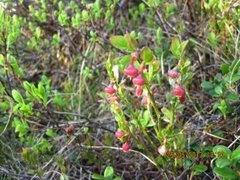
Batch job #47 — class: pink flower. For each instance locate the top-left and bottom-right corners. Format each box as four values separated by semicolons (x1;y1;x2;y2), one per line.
115;131;125;139
132;75;146;86
104;85;116;95
122;141;130;152
168;69;180;79
135;86;143;97
141;97;148;105
172;84;185;97
124;65;138;77
158;146;168;155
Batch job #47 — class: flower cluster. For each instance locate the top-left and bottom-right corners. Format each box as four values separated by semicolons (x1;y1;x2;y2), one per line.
104;53;186;154
105;52;148;106
124;52;148;105
168;69;185;103
115;130;130;152
104;82;119;103
104;52;151;152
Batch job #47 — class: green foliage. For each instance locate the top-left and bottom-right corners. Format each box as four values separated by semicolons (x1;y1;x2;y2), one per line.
92;166;122;180
109;34;137;52
141;47;154;63
107;32;190;168
212;145;240;179
12;117;29;138
191;164;208;175
170;37;188;59
0;0;239;179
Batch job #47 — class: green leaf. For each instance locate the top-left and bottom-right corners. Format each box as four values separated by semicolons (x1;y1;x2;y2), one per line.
19;103;32;114
82;10;89;21
208;32;217;48
147;120;156;127
58;11;68;26
109;36;128;51
191;164;208;175
221;64;229;74
156;27;162;44
12;90;24;104
124;33;137;52
141;47;153;63
104;166;114;178
183;158;192;167
231;146;240;161
161;107;172;123
58;1;64;10
216;158;231;168
12;118;29;137
179;40;188;55
0;54;5;65
231;74;240;83
91;174;104;180
23;81;32;92
142;110;150;127
165;3;175;17
213;167;238;179
22;147;38;165
201;81;213;89
214;86;223;95
226;93;239;101
113;177;122;180
38;83;47;104
35;27;41;39
171;37;180;58
213;145;232;158
117;55;131;71
46;129;57;138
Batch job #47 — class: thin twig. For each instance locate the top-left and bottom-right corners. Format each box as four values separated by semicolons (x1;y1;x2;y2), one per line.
79;144;157;166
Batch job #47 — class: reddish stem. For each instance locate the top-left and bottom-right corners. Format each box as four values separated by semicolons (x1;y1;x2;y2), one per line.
139;62;145;74
129;57;135;66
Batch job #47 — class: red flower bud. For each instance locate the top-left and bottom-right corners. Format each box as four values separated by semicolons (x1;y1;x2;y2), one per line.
158;146;168;155
172;84;185;97
141;97;148;105
104;85;116;95
179;95;185;104
124;65;138;77
135;86;143;97
122;141;130;152
115;131;125;139
132;75;146;86
168;69;180;79
65;124;74;135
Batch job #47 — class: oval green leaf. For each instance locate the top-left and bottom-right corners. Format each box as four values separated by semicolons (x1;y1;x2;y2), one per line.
231;146;240;161
141;47;153;63
213;167;238;179
109;36;128;51
215;158;231;168
12;90;24;104
191;164;208;175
